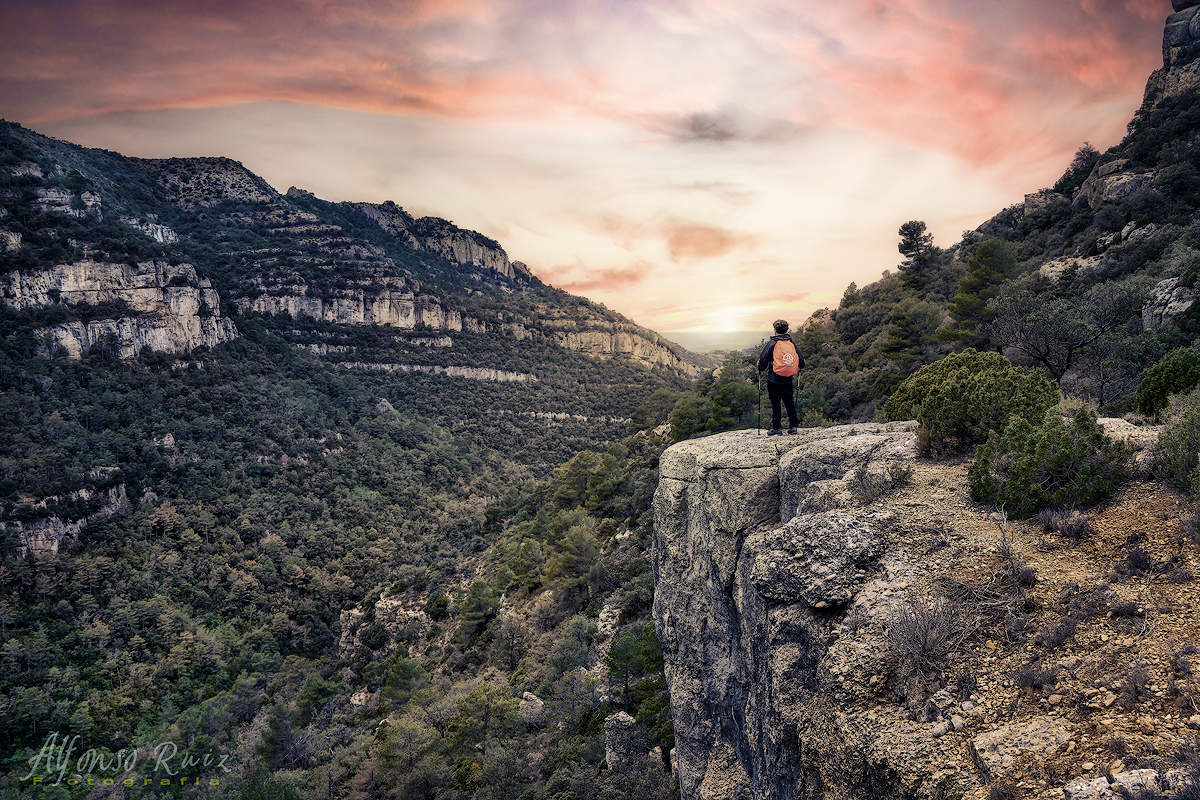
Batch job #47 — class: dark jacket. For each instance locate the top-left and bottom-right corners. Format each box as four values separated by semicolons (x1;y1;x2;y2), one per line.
758;334;805;384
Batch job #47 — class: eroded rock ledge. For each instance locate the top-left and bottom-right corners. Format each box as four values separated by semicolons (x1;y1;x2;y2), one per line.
652;421;1190;800
653;425;918;800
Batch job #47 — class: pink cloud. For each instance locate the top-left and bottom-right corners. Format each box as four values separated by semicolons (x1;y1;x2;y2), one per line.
0;0;1175;333
663;223;752;261
793;1;1164;170
0;0;1169;166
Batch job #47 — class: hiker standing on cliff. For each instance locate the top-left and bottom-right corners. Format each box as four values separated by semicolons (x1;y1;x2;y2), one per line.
757;319;804;436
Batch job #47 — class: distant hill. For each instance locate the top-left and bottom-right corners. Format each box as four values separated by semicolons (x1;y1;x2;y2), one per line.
0;121;705;469
661;330;765;357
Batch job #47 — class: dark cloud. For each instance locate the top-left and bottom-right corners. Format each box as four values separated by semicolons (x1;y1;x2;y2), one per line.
677;111;739;142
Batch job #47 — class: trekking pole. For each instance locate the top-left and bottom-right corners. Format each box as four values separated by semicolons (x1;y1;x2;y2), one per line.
756;337;766;436
793;381;798;430
757;373;763;436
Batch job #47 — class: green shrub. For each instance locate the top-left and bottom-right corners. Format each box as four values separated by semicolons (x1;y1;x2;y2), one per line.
885;349;1008;420
360;622;389;651
1135;347;1200;417
1150;388;1200;498
885;349;1060;458
968;406;1131;518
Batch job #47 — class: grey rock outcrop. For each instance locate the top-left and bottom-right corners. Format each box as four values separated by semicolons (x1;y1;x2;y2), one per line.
1142;276;1196;330
519;693;546;728
652;422;1167;799
653;425;917;800
1023;190;1059;216
1064;769;1168;800
1039;255;1102;282
121;217;179;244
32;187;101;219
0;259;238;359
1143;4;1200;108
603;711;647;770
971;717;1071;772
1077;159;1153;212
7;483;129;556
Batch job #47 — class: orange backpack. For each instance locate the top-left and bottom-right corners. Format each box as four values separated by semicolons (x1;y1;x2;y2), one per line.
772;340;800;377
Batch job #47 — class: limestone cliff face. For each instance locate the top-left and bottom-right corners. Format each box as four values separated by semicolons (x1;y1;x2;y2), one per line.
236;273;485;332
551;327;683;369
350;200;523;281
652;423;1181;800
653;426;917;800
7;482;130;557
32;187;102;219
0;259;238;358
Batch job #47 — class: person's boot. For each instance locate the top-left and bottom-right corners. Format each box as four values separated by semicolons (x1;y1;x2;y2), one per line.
767;428;783;436
787;425;799;435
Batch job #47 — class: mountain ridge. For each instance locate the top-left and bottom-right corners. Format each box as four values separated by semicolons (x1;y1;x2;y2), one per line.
0;121;707;379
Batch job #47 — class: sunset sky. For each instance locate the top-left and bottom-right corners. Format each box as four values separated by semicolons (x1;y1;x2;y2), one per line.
0;0;1170;333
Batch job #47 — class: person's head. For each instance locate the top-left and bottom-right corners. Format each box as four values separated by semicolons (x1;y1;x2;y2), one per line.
772;319;789;335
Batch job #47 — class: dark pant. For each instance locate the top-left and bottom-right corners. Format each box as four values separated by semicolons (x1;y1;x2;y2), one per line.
767;380;798;429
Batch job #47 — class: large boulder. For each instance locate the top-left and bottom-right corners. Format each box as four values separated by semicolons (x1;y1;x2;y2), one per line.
603;711;646;770
1142;276;1196;330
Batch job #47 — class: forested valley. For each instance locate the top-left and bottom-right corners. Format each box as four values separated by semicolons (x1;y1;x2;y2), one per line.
4;59;1200;800
0;121;693;800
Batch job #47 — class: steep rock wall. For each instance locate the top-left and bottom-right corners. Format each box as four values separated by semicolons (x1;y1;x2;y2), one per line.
653;426;918;800
237;286;484;332
652;422;1173;800
0;259;238;358
6;483;130;556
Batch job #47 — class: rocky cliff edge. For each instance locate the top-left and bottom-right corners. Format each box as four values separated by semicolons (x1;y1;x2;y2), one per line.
653;423;1200;800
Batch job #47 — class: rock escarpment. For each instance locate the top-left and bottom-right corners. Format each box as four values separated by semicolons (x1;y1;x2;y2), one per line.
653;426;918;800
6;480;129;556
1150;0;1200;96
236;271;478;331
1073;4;1200;216
349;200;532;282
652;423;1196;800
0;259;238;359
240;194;693;372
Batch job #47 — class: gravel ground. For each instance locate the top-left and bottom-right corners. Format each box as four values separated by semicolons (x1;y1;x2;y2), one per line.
839;456;1200;799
